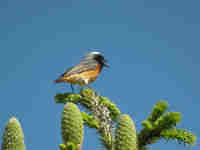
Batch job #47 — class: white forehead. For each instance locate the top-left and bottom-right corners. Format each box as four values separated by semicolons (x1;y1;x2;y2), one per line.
89;51;101;55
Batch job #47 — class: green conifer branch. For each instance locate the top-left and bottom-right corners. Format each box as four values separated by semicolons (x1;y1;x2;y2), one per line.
161;128;196;146
138;113;182;149
59;144;67;150
55;90;196;150
154;112;181;130
138;101;196;150
85;89;114;150
81;112;99;129
55;93;81;104
54;88;120;121
98;96;120;120
147;101;168;123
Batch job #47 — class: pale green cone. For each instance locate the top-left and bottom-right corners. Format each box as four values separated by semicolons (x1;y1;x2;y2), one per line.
2;117;25;150
115;114;137;150
61;103;84;146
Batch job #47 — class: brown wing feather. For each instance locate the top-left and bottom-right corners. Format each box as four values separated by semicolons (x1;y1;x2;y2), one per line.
63;63;98;77
62;58;98;77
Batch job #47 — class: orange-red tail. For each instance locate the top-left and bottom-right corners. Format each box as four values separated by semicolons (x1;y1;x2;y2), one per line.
54;79;63;83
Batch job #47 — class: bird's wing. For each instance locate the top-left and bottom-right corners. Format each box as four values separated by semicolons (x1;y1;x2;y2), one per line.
61;60;98;77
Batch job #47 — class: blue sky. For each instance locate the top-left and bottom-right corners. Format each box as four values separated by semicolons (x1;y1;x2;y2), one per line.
0;0;199;149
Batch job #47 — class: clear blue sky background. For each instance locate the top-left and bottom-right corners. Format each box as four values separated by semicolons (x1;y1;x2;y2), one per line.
0;0;199;149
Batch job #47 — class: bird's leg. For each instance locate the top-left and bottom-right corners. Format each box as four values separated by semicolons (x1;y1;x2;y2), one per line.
70;84;74;93
94;91;99;97
86;85;94;91
79;85;84;92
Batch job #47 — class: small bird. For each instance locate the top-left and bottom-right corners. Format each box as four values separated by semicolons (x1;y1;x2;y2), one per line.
54;51;109;92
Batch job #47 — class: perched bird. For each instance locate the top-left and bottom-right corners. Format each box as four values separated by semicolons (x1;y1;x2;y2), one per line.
54;51;109;92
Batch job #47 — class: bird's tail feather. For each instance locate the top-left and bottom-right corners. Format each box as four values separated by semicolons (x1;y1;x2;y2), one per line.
54;79;63;83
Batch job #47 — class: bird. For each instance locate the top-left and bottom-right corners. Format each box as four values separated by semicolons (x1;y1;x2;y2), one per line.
54;51;109;92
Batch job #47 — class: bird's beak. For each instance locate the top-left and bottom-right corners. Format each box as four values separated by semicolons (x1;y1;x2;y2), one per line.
103;59;110;68
104;63;110;68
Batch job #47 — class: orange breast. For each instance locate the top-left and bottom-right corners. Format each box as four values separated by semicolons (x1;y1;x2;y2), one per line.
63;64;101;85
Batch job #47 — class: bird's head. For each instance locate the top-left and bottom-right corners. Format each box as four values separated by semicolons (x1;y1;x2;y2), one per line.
87;51;109;68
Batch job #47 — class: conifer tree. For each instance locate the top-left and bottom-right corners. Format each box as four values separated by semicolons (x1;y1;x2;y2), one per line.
1;88;196;150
